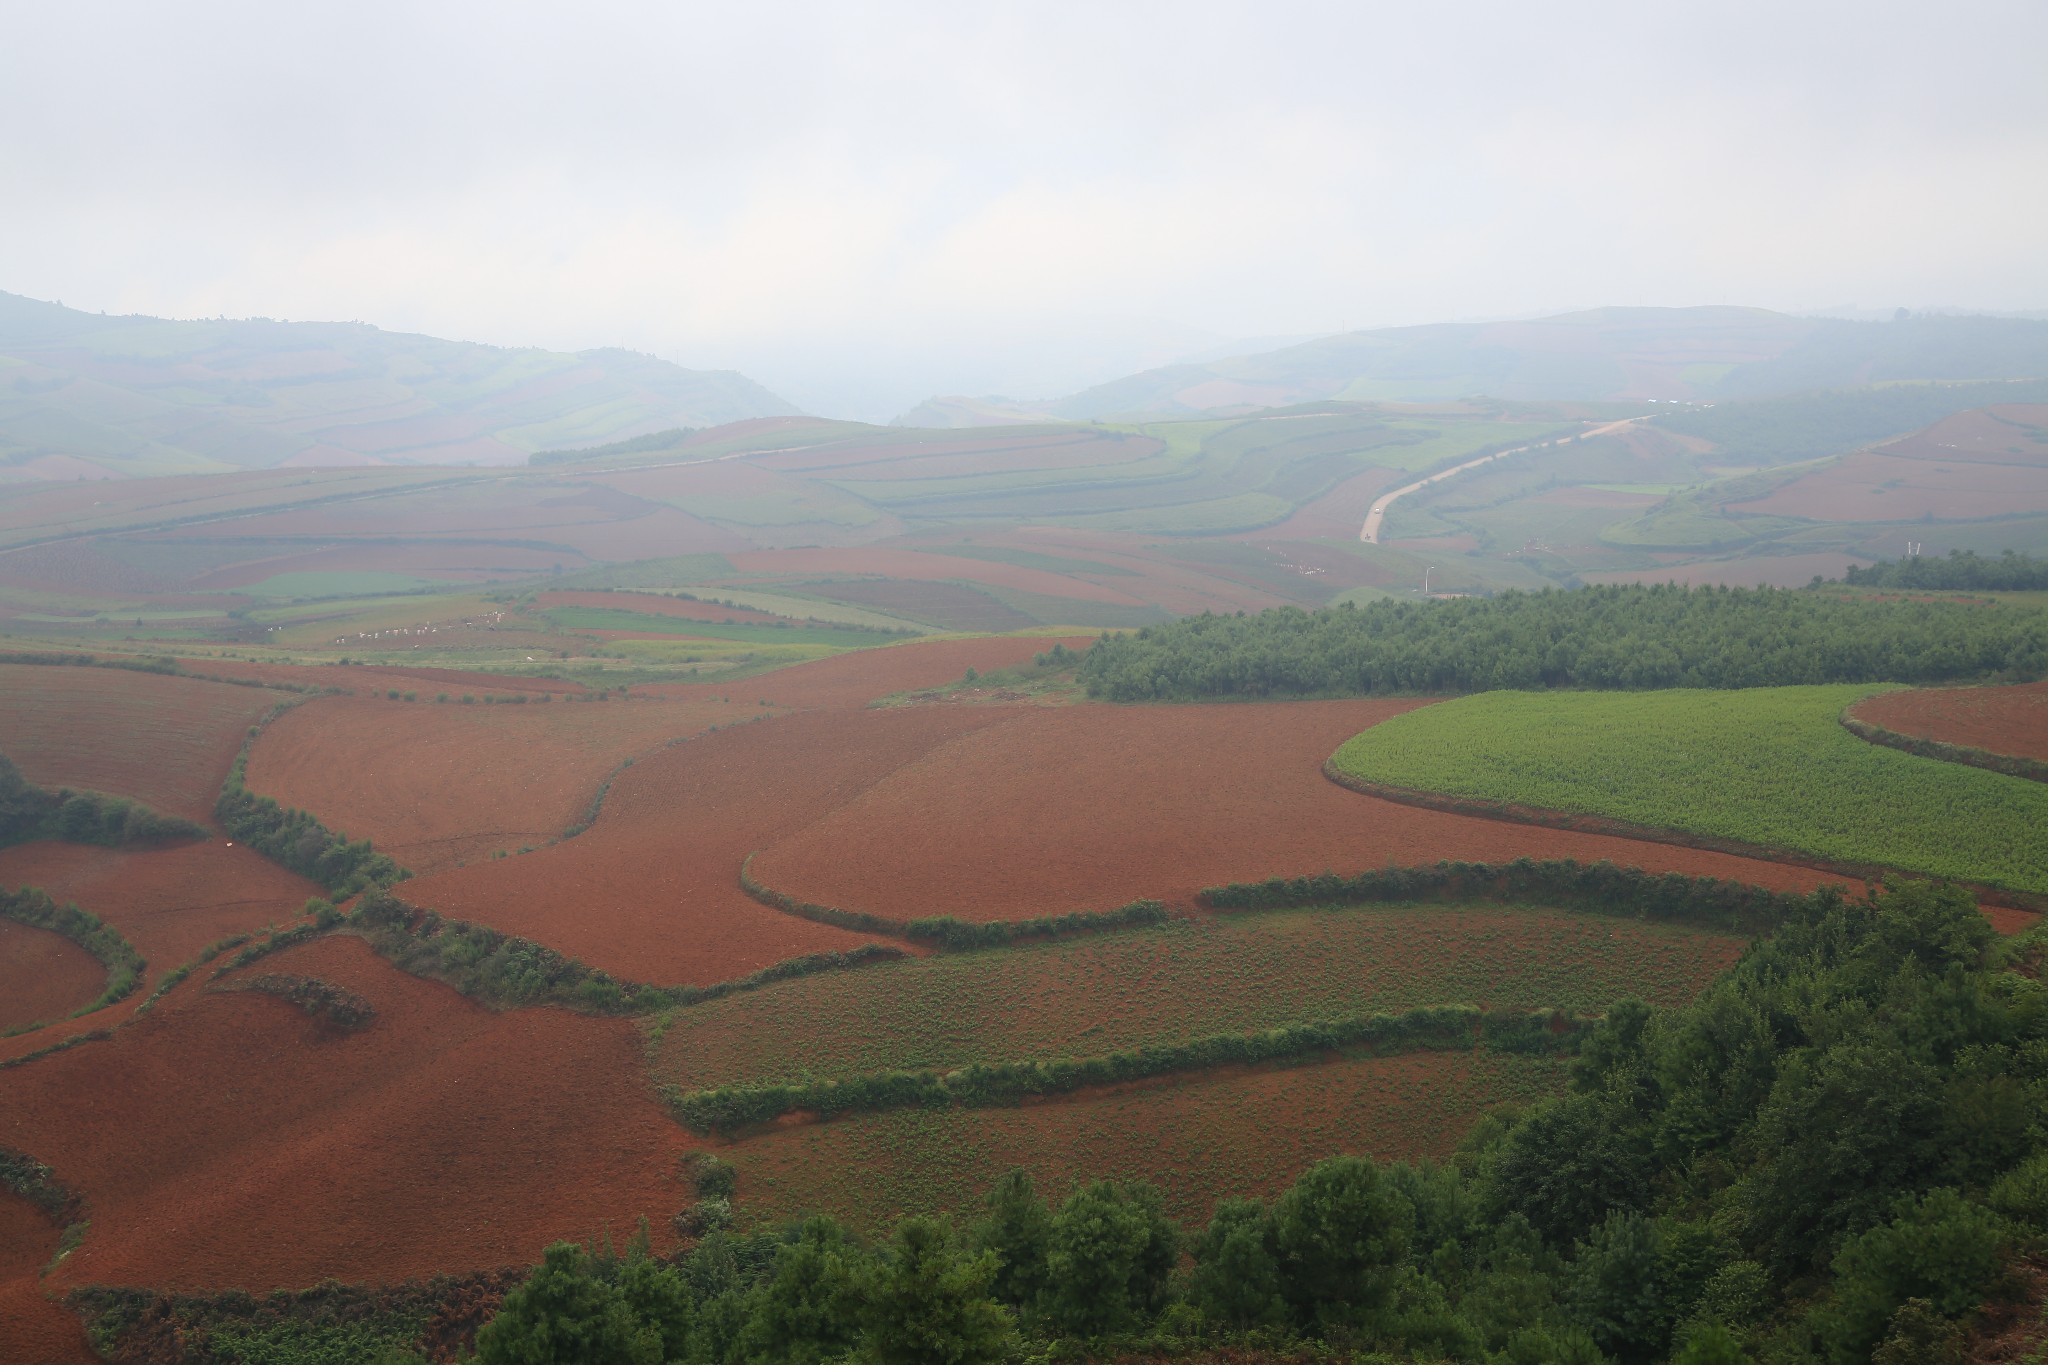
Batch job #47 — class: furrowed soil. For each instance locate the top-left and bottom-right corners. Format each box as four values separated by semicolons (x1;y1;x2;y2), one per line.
244;694;747;874
0;1192;97;1365
723;1050;1565;1232
0;664;286;822
0;918;104;1034
747;699;1850;925
653;904;1744;1093
0;841;317;1063
1850;682;2048;765
1;934;696;1295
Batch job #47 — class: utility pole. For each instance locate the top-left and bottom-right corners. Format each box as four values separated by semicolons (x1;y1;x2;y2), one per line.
1424;566;1434;595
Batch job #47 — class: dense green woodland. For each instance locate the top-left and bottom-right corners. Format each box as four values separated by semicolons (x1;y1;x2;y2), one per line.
1843;550;2048;593
396;882;2048;1364
1075;585;2048;701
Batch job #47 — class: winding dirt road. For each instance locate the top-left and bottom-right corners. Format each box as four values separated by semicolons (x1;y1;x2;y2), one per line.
1359;416;1647;544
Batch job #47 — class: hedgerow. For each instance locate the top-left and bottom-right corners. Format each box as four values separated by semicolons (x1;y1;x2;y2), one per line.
221;974;375;1028
0;885;147;1028
215;711;408;896
663;1004;1588;1135
1199;856;1824;936
1841;712;2048;784
0;753;205;850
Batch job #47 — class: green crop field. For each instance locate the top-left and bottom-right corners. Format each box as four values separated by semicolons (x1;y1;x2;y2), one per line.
540;605;892;647
719;1049;1566;1232
1331;685;2048;892
649;903;1744;1094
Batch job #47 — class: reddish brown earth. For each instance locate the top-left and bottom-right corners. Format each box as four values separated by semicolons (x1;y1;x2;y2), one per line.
0;665;286;822
402;706;1009;984
1850;682;2048;765
245;694;745;874
0;919;103;1034
656;634;1083;709
1879;404;2048;465
749;699;1856;924
0;934;696;1294
1729;449;2048;521
0;1192;97;1365
0;841;317;1065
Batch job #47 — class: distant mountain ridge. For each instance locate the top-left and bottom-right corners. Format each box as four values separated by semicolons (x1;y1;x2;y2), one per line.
1035;306;2048;421
0;291;799;480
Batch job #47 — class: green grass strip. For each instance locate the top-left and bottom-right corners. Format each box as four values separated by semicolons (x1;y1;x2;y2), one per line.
1330;685;2048;894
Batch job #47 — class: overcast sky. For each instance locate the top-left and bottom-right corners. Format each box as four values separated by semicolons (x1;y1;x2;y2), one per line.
6;1;2046;419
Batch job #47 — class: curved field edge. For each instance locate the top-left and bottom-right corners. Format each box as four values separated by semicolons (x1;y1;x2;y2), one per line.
663;1003;1588;1134
1840;706;2048;785
1327;685;2048;899
0;887;145;1036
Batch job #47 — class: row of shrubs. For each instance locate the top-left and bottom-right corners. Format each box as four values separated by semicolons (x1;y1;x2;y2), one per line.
741;856;1176;950
1200;856;1826;935
665;1004;1589;1135
0;650;178;674
223;973;375;1028
1;753;206;850
0;1144;84;1228
1840;713;2048;785
0;885;147;1027
348;891;904;1015
216;725;409;897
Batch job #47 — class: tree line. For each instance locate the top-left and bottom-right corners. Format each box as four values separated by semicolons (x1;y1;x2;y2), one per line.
0;885;146;1027
0;753;205;850
1842;549;2048;592
1075;583;2048;701
425;879;2048;1365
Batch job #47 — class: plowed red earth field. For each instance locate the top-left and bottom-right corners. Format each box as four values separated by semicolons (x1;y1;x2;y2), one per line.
1;934;696;1295
748;699;1856;924
0;1193;97;1365
0;918;103;1033
244;694;746;874
0;665;285;822
0;841;316;1064
401;706;1012;984
1850;683;2048;765
726;1050;1565;1231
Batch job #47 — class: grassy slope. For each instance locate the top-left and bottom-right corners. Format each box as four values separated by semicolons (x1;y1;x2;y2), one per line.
1330;685;2048;892
650;903;1744;1093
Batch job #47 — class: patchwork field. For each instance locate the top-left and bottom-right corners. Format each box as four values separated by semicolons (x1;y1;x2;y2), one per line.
721;1050;1567;1232
651;903;1745;1094
1849;681;2048;765
244;691;753;874
0;664;285;821
1330;685;2048;893
0;933;698;1295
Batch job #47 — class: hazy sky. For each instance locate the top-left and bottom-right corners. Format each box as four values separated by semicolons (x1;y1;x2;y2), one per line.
6;1;2046;419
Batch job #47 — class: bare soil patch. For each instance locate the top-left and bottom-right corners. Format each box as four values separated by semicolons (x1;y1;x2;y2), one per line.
1729;449;2048;521
749;700;1853;925
400;706;1014;985
0;665;284;822
244;694;743;874
1850;683;2048;766
0;1191;97;1364
0;919;104;1034
0;934;693;1294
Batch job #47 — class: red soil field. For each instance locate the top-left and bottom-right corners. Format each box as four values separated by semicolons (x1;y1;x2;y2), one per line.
0;918;103;1034
748;699;1855;924
0;664;286;822
0;1192;97;1365
1879;404;2048;465
536;590;786;624
1850;682;2048;765
0;841;317;1065
1234;465;1405;540
245;693;746;874
0;934;696;1294
173;658;584;694
657;634;1086;709
400;705;1014;984
727;1050;1565;1232
1728;449;2048;521
727;547;1145;607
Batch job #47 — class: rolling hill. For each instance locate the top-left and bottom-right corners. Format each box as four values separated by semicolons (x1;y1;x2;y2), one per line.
0;292;798;481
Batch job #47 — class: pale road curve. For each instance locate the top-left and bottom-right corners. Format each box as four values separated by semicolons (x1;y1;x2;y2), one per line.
1359;415;1648;544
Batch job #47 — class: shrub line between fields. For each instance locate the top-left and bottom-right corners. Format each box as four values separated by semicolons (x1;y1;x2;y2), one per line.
661;1004;1592;1136
0;886;147;1037
1318;761;2048;915
1839;709;2048;785
738;852;1172;950
0;1144;88;1272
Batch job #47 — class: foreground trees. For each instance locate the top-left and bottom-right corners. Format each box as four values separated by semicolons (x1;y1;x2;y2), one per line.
466;882;2048;1365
